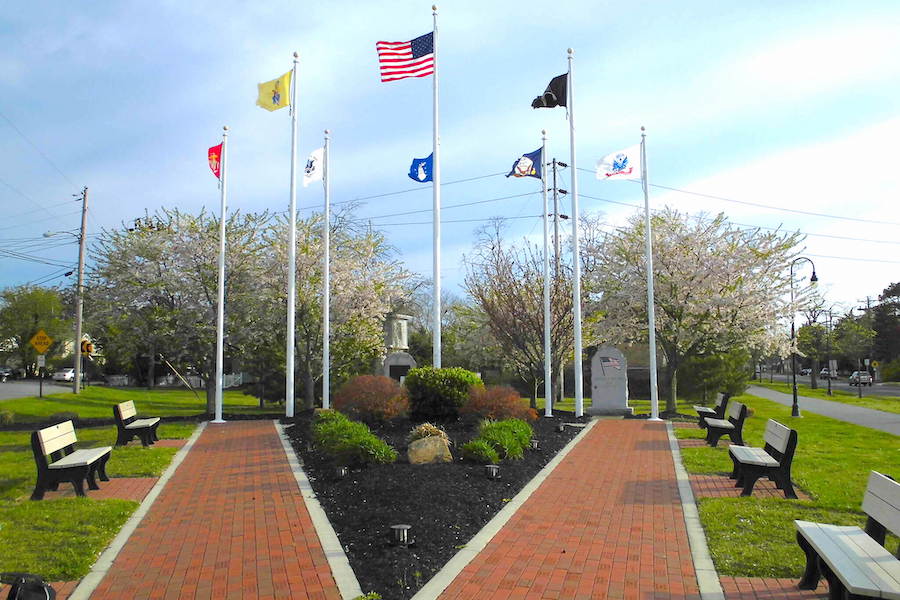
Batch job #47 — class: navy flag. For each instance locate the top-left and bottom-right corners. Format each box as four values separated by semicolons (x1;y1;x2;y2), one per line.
532;74;568;109
408;153;434;183
506;148;543;179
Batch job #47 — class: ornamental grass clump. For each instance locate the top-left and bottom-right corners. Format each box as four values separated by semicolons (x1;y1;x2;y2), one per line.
477;419;533;460
312;410;397;467
406;422;450;445
404;367;483;421
460;439;500;464
333;375;409;424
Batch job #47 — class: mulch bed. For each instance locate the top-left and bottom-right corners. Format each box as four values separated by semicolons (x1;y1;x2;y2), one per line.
284;409;588;599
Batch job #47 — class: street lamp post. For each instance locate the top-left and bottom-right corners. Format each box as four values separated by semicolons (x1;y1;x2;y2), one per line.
44;187;88;394
789;257;817;417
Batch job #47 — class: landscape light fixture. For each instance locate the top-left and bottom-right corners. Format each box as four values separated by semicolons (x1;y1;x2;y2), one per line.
390;524;412;546
485;464;501;479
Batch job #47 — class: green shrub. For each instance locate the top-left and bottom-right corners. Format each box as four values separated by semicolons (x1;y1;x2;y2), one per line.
333;375;409;424
881;357;900;382
48;412;79;424
460;439;500;464
407;422;449;445
461;386;538;423
478;419;532;460
404;367;483;420
0;410;13;426
312;411;398;466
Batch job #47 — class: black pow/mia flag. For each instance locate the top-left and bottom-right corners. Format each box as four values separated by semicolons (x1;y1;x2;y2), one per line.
531;73;568;109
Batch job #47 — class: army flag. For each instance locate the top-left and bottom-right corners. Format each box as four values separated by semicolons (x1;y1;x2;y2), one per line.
256;70;291;111
532;74;568;109
408;154;434;183
507;148;543;179
208;143;223;179
596;145;641;180
303;147;324;187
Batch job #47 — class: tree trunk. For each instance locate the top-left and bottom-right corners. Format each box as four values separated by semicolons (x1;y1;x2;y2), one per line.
666;364;678;414
303;364;315;410
205;378;215;417
147;349;156;389
810;358;819;390
530;378;537;410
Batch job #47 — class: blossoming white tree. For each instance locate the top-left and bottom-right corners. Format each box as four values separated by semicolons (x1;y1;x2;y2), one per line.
584;208;804;412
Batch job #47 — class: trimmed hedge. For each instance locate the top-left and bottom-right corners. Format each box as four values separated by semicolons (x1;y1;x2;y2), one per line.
333;375;408;424
311;410;398;467
461;386;538;423
404;367;483;420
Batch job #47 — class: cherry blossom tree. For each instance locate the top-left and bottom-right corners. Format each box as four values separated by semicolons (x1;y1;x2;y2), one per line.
584;208;804;412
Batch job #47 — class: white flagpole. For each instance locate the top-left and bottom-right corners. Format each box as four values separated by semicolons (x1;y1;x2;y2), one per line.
286;52;299;418
642;127;661;421
213;125;228;424
567;48;584;418
323;130;331;410
432;5;442;368
541;130;552;417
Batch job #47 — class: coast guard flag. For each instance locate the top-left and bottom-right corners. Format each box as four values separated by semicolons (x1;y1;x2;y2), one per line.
302;148;324;187
596;145;641;181
376;32;435;82
408;154;434;183
506;148;543;179
532;74;568;109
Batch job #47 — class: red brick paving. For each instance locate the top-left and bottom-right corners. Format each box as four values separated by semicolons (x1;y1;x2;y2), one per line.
88;420;341;600
690;474;810;501
37;476;158;502
719;577;827;599
438;420;701;600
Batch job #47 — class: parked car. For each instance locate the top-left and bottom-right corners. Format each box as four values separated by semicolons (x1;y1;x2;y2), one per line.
52;368;78;382
819;368;837;379
848;371;873;386
799;368;812;376
0;366;11;381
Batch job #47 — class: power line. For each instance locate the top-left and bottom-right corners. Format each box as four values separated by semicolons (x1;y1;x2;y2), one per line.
0;109;78;188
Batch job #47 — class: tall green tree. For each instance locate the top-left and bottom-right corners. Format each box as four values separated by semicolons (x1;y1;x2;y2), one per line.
0;286;70;377
873;282;900;363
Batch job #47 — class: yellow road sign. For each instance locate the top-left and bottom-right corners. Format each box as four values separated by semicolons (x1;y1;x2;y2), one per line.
29;329;53;354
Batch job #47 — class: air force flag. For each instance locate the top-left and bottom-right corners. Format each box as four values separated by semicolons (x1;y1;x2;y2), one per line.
506;148;543;179
408;153;434;183
303;147;325;187
596;145;641;181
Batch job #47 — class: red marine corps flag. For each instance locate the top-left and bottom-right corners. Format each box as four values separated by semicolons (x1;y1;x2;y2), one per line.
208;143;223;179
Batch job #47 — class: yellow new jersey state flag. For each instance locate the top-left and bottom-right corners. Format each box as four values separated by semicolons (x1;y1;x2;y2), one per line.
256;70;291;111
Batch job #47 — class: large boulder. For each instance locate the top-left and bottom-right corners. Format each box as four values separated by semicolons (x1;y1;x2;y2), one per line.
407;435;453;465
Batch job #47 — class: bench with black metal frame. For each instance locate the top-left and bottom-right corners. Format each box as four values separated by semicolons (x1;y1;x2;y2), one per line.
728;419;798;498
693;392;730;429
31;420;111;500
795;471;900;599
704;400;747;447
114;400;160;447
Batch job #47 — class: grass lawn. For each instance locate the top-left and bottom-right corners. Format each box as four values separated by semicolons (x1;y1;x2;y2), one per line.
676;392;900;577
753;381;900;414
0;385;275;422
533;396;696;417
0;421;196;580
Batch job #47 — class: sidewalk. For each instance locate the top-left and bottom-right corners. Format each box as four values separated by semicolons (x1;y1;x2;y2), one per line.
84;420;343;600
748;385;900;435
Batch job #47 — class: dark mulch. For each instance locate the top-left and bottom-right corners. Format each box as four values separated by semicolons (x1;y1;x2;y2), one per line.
284;410;588;599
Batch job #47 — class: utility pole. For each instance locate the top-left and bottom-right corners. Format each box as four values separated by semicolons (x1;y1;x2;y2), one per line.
73;187;88;394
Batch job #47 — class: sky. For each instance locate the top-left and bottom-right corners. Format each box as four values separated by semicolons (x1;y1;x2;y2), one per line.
2;0;899;321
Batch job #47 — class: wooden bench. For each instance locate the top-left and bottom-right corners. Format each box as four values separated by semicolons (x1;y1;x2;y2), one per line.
31;421;111;500
728;419;798;498
795;471;900;599
694;393;730;429
704;400;747;447
114;401;160;447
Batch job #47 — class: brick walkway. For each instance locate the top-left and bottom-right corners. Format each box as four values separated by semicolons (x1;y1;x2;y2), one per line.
437;420;700;600
88;420;341;600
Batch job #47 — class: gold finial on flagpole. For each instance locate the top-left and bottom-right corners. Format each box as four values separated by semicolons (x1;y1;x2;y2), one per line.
223;125;229;132
567;48;574;55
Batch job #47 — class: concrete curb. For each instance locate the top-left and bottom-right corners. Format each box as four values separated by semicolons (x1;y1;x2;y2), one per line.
275;421;363;600
68;422;207;600
410;417;601;600
666;422;725;600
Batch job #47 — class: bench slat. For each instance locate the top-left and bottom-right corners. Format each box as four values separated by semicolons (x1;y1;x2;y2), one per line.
38;421;78;456
49;447;111;469
729;446;778;467
125;418;160;429
763;420;792;454
704;418;733;430
839;526;900;599
117;401;137;420
862;471;900;537
796;522;885;597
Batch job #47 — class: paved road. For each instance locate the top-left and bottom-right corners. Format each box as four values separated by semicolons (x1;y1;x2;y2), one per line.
760;373;900;397
748;385;900;436
0;379;73;400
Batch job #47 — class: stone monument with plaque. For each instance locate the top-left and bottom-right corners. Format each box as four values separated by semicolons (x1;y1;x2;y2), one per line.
381;313;417;381
589;346;633;416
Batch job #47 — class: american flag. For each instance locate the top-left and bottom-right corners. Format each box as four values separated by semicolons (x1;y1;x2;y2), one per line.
376;32;434;82
599;356;622;369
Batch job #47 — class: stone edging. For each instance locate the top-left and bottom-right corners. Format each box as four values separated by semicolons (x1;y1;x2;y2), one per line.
67;422;207;600
665;422;725;600
274;421;363;600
